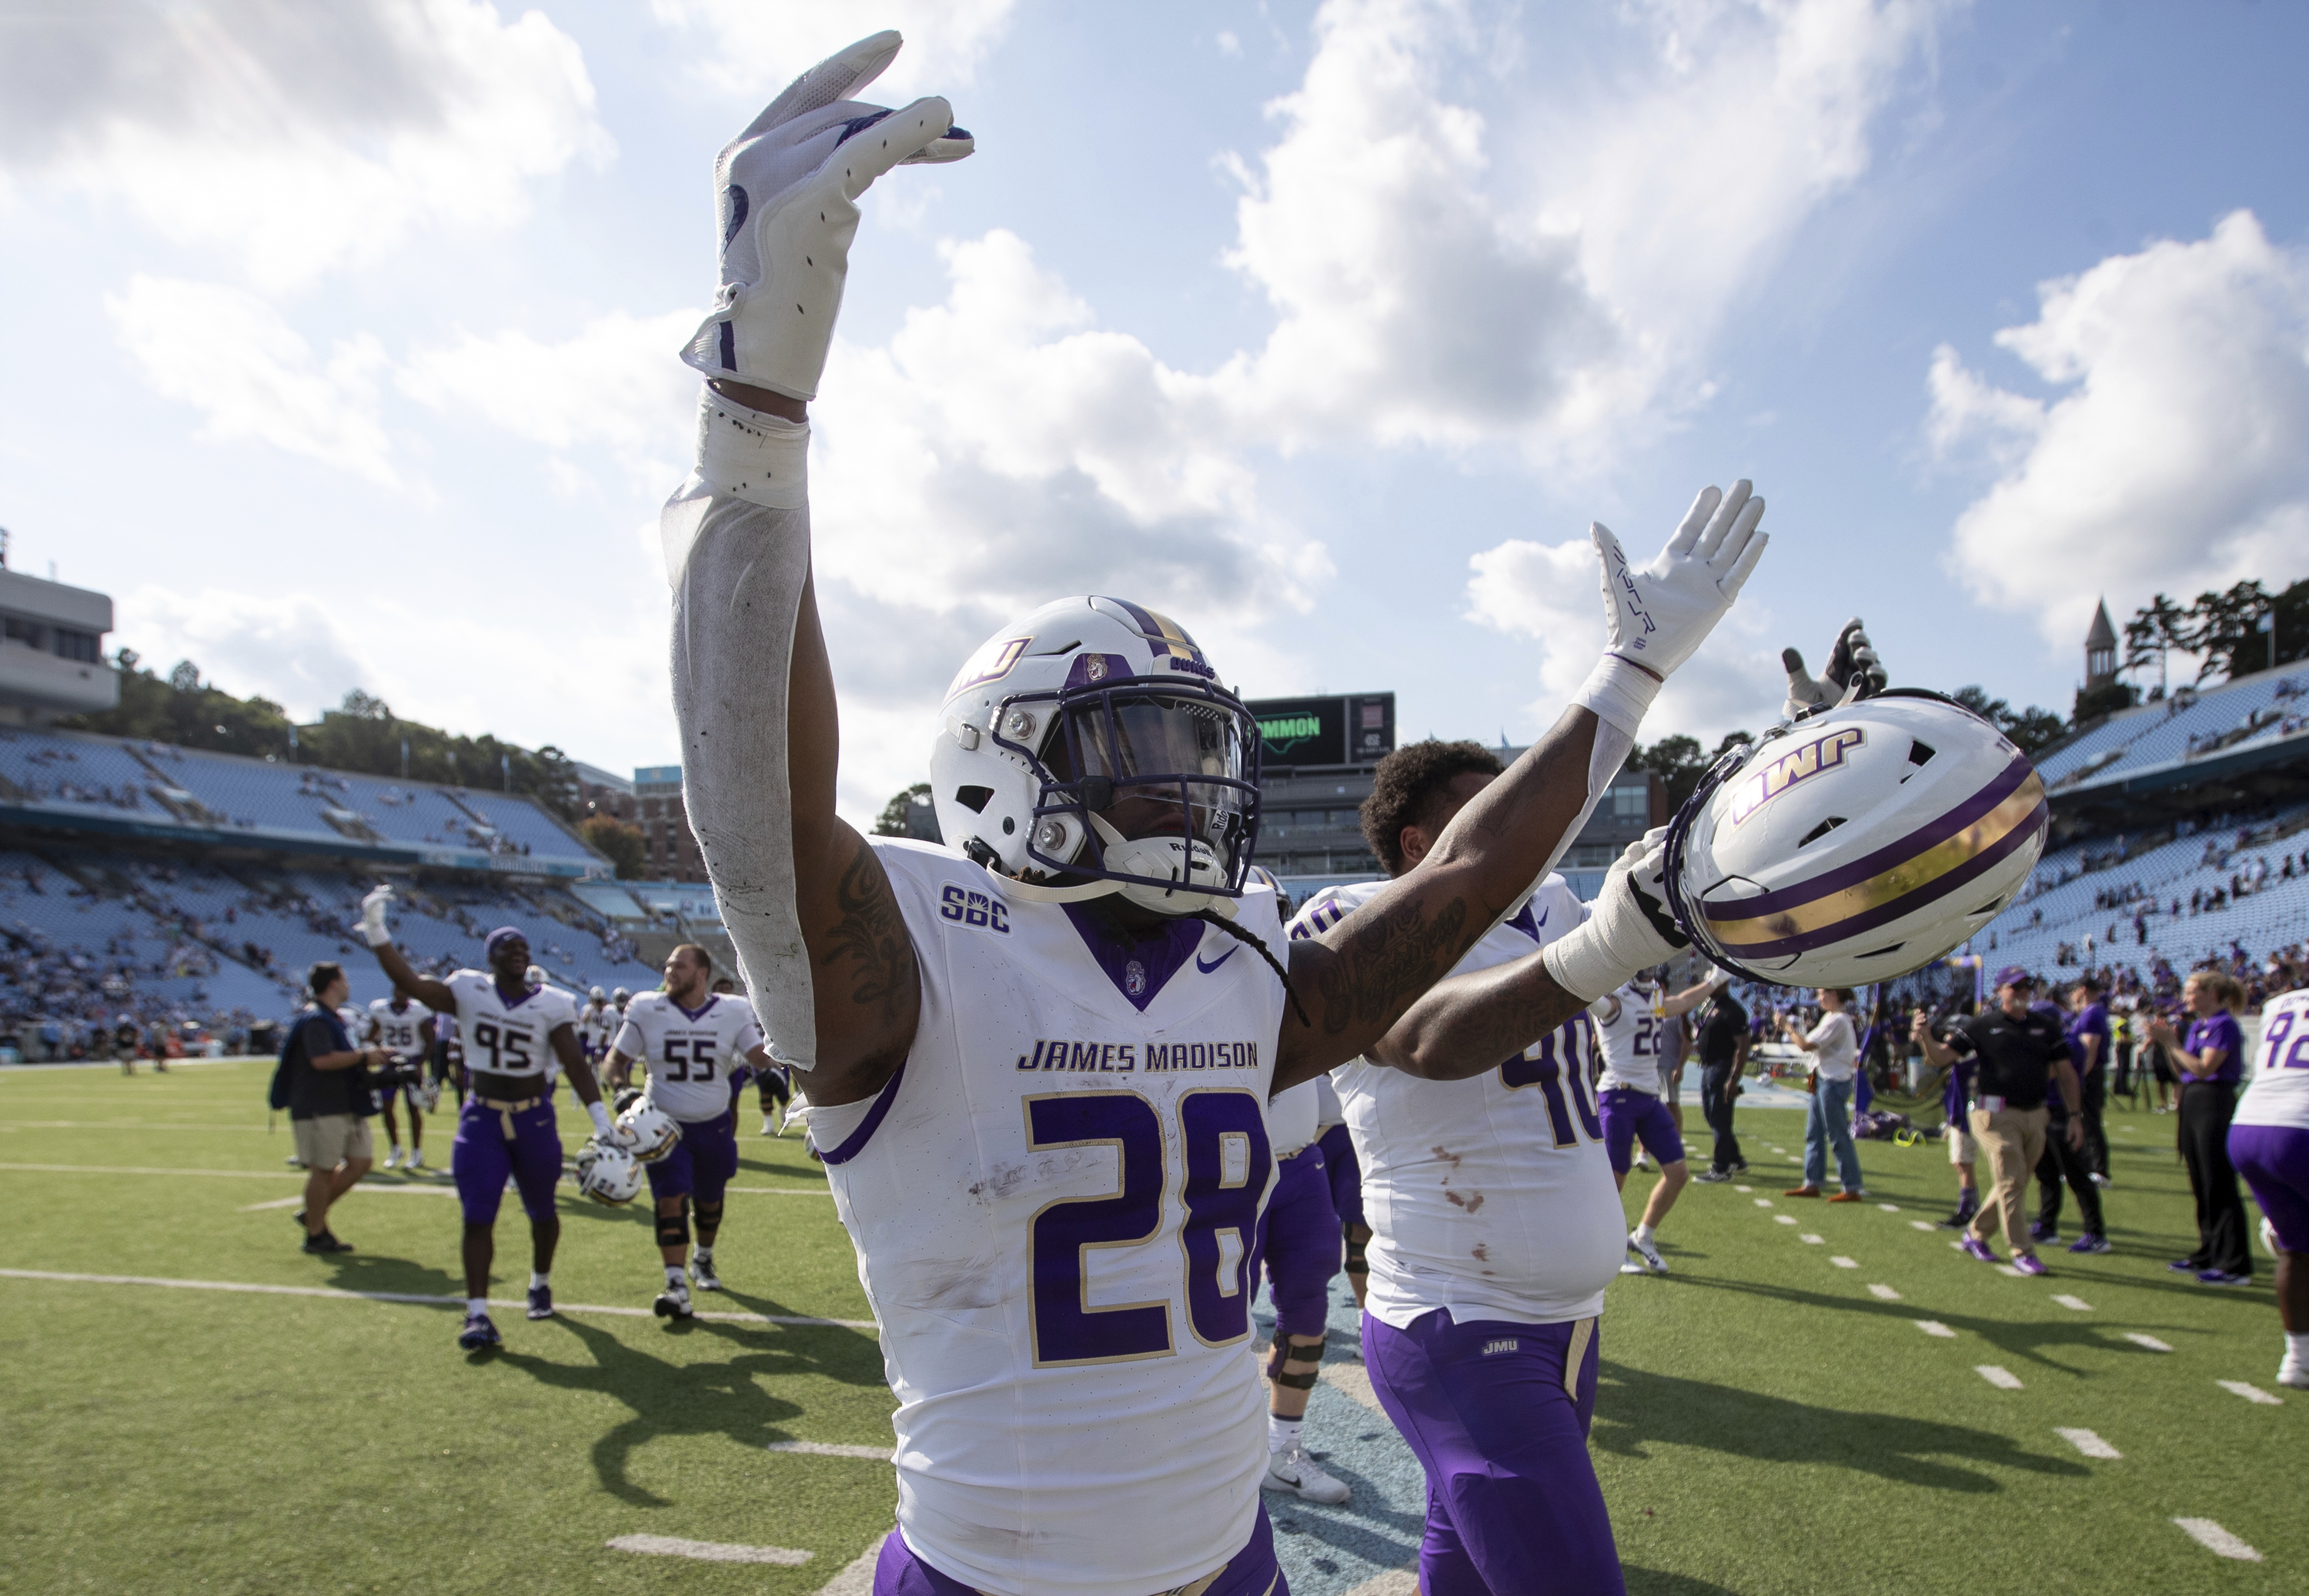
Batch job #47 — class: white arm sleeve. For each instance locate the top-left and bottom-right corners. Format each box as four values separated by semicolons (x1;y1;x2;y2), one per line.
664;398;818;1070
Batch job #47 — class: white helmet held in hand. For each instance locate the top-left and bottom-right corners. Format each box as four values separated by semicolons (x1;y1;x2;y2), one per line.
1662;690;2047;989
927;596;1264;919
575;1138;643;1206
617;1098;681;1164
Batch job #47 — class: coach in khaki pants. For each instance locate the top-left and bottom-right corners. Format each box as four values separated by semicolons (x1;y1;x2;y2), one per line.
1913;967;2081;1276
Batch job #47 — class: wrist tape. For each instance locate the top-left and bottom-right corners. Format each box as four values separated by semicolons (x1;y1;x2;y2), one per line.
1573;654;1662;742
697;389;807;511
587;1100;615;1138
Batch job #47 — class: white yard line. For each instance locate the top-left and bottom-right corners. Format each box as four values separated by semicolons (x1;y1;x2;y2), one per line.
1974;1364;2023;1390
2050;1294;2093;1311
812;1543;887;1596
1914;1321;1956;1338
1995;1264;2026;1278
767;1441;888;1460
2171;1519;2262;1561
1733;1184;1753;1193
607;1534;811;1565
1753;1198;1773;1207
239;1188;458;1211
1867;1284;1900;1301
2124;1333;2173;1353
2216;1380;2283;1406
1911;1220;1937;1232
0;1160;302;1179
1876;1204;1900;1213
1829;1256;1857;1269
1773;1215;1798;1226
2055;1427;2120;1460
0;1267;879;1331
1798;1233;1823;1244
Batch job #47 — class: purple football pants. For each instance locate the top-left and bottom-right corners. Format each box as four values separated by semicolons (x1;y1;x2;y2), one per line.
870;1501;1285;1596
1599;1086;1684;1175
1363;1307;1622;1596
1318;1122;1365;1229
452;1097;563;1225
645;1109;740;1203
1258;1145;1341;1340
2230;1123;2309;1253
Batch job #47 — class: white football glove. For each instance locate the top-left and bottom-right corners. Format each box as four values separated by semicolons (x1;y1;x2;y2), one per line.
359;885;393;948
1782;617;1886;719
1591;482;1769;679
681;30;973;401
1540;829;1691;1002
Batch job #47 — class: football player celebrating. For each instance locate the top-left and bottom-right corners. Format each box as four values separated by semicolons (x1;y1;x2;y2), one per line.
1590;967;1729;1274
660;31;1764;1596
600;943;774;1317
367;989;436;1172
357;903;627;1351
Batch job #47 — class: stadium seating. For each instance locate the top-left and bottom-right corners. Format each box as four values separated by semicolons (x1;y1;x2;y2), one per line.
2034;669;2309;796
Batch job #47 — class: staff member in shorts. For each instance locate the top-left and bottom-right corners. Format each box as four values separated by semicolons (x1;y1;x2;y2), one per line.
284;963;386;1255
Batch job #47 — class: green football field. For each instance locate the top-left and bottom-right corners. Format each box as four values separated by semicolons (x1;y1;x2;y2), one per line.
0;1061;2297;1595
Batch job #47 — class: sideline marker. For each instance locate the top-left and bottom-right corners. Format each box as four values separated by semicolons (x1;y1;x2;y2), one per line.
2171;1519;2261;1562
1774;1215;1798;1226
608;1536;811;1566
1866;1284;1900;1300
2051;1294;2092;1311
1914;1321;1956;1338
1829;1256;1857;1269
1911;1220;1938;1232
1974;1364;2023;1390
2124;1333;2173;1353
2055;1428;2120;1460
2216;1380;2283;1406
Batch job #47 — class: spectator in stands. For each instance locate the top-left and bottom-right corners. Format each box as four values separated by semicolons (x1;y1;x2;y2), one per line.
1689;984;1749;1183
2148;972;2254;1286
282;962;384;1256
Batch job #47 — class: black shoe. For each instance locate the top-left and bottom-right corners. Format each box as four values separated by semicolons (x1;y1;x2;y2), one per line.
1730;1160;1750;1174
526;1284;554;1321
302;1230;352;1254
457;1312;500;1351
692;1255;723;1292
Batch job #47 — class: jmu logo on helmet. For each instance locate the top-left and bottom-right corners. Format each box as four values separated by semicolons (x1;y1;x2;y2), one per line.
1728;726;1865;827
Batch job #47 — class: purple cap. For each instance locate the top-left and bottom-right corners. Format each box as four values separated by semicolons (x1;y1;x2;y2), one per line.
484;927;526;959
1994;964;2034;989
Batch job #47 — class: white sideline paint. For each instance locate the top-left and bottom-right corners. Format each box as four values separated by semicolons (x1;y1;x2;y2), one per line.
1975;1364;2023;1390
1877;1204;1900;1213
1914;1321;1956;1338
2051;1294;2092;1311
2055;1427;2120;1459
1912;1220;1937;1231
1754;1198;1773;1207
0;1268;880;1331
1799;1234;1823;1244
608;1534;812;1565
813;1543;888;1596
2217;1380;2284;1406
1;1161;299;1180
1774;1215;1798;1226
1829;1256;1857;1269
1867;1284;1900;1301
1995;1264;2026;1278
1734;1185;1753;1193
767;1441;888;1460
240;1187;457;1211
2124;1333;2173;1353
2171;1519;2262;1561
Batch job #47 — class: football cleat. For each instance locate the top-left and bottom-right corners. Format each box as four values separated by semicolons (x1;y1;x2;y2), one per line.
301;1230;353;1254
1262;1445;1350;1504
2194;1270;2249;1287
1627;1232;1669;1274
383;1146;403;1171
2013;1254;2049;1277
1692;1169;1732;1184
526;1284;554;1321
406;1146;426;1172
457;1312;500;1351
760;1114;777;1137
2067;1233;2110;1254
654;1281;695;1321
1959;1237;1998;1264
2278;1354;2308;1391
692;1256;723;1292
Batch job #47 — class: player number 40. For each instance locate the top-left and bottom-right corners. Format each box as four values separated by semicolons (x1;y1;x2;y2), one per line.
1025;1088;1271;1367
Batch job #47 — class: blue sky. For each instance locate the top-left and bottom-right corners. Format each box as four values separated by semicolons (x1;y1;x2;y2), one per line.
3;0;2305;824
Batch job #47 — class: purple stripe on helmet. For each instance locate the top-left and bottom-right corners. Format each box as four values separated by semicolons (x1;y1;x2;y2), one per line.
1707;754;2036;921
1711;796;2047;961
1098;595;1204;664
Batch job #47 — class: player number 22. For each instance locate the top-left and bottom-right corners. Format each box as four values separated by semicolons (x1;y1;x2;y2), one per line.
1024;1089;1271;1367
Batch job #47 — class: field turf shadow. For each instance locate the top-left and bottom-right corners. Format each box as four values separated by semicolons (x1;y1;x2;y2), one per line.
1591;1362;2087;1492
1622;1568;1743;1595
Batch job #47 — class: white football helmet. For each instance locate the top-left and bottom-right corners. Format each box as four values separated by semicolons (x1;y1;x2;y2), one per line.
415;1079;442;1114
1662;690;2047;989
589;985;606;1002
927;596;1263;918
574;1138;643;1206
617;1098;681;1164
525;964;546;991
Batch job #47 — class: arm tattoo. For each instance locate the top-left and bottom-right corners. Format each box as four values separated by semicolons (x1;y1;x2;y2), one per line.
1315;894;1469;1037
820;838;917;1021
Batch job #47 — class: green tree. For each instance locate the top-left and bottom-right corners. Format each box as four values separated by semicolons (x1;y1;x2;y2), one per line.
1953;686;2066;755
580;815;647;879
874;782;937;840
1629;731;1751;812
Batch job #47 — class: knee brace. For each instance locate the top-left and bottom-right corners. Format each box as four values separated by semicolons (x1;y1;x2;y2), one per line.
1266;1331;1325;1388
1342;1224;1368;1277
694;1197;725;1244
656;1202;690;1250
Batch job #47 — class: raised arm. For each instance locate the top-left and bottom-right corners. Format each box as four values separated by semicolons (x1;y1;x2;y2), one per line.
663;35;967;1109
1662;974;1726;1019
1365;947;1592;1081
359;888;456;1013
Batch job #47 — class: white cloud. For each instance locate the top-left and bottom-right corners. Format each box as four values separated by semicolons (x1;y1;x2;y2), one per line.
650;0;1018;98
1928;209;2309;647
6;0;609;289
105;275;402;487
397;308;704;486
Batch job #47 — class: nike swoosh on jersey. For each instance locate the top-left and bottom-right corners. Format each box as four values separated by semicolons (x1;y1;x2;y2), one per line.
1195;947;1239;974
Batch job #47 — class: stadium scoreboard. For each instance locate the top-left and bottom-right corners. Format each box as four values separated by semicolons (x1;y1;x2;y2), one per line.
1247;693;1395;769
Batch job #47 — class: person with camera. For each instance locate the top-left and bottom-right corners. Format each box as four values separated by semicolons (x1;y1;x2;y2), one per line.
1782;987;1866;1200
279;962;386;1255
1912;968;2082;1277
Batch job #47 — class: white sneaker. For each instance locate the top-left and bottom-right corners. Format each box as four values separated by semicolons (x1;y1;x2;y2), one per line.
653;1281;695;1321
406;1147;426;1172
383;1147;403;1170
1628;1231;1669;1274
760;1115;776;1137
1633;1153;1651;1172
2280;1354;2309;1391
1262;1445;1350;1504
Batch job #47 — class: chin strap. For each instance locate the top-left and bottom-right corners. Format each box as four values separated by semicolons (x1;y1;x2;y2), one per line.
997;813;1241;920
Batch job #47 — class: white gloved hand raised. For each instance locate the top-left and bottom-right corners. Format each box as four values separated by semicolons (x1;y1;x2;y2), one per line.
1540;829;1691;1002
681;30;972;401
360;885;394;949
1591;482;1769;680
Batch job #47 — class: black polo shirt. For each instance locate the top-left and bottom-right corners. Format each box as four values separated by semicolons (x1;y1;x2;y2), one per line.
1698;994;1747;1070
286;1010;356;1120
1946;1005;2069;1110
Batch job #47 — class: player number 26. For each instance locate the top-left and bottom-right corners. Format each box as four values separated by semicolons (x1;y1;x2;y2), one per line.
1024;1089;1270;1367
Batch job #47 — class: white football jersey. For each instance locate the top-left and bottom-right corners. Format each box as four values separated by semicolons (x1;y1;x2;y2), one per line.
439;970;577;1083
613;992;766;1122
805;839;1291;1596
336;1005;366;1047
1292;875;1625;1330
368;997;433;1062
2237;987;2309;1130
1592;980;1669;1096
1268;1077;1321;1157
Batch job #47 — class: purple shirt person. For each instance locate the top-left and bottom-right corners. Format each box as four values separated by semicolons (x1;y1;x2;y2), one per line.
2184;1012;2245;1084
2066;1000;2110;1077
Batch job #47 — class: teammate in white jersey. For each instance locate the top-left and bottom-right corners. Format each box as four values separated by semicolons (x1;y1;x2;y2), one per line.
2229;985;2309;1387
356;913;629;1350
1590;968;1728;1275
603;943;773;1315
578;987;617;1067
661;32;1765;1595
366;993;436;1171
1255;1077;1350;1504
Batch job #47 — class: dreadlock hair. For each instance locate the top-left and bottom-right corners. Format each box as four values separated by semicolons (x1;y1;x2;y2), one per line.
1361;740;1505;877
1188;909;1311;1030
